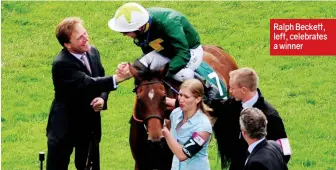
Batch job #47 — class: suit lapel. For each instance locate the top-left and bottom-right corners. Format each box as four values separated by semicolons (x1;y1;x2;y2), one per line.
63;48;93;76
252;89;264;108
62;49;80;64
249;139;267;158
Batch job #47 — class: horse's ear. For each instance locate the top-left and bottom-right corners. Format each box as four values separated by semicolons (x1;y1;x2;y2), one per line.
159;63;169;79
129;63;142;81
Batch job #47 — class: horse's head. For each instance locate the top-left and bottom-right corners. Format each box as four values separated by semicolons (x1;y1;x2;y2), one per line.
130;60;169;142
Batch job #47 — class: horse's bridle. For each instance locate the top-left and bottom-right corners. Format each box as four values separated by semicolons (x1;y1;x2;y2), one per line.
132;80;166;125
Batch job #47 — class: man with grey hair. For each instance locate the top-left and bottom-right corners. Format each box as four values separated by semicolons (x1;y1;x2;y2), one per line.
240;108;288;170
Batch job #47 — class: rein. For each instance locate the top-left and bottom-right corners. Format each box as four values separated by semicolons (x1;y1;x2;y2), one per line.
162;79;179;95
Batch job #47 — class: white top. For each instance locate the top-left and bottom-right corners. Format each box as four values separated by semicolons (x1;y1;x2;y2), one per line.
242;92;259;109
248;137;265;154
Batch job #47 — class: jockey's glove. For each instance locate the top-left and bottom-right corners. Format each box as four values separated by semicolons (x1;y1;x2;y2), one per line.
204;82;220;106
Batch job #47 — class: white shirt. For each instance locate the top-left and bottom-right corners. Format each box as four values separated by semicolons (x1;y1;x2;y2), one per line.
71;52;85;62
239;92;259;140
242;92;259;109
248;137;265;154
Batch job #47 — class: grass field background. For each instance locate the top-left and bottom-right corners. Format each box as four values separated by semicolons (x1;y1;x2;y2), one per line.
2;1;336;170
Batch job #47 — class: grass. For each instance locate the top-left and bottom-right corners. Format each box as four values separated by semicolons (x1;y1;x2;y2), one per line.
2;1;336;170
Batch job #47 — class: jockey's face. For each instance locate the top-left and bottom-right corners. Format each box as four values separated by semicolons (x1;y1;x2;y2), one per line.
122;32;137;38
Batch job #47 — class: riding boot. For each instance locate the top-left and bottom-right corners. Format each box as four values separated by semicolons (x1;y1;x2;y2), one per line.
194;72;220;105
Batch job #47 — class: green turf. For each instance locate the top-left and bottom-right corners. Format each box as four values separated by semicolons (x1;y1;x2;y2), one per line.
2;1;336;170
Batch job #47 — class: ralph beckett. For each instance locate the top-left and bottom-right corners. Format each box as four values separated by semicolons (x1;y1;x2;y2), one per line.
274;23;324;31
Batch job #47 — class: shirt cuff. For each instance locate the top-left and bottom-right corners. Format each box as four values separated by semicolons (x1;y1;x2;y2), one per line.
112;75;118;89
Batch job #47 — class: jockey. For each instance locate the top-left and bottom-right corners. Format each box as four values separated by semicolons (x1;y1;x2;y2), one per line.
108;2;218;100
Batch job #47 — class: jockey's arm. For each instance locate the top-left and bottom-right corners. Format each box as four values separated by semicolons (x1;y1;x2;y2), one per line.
164;22;191;78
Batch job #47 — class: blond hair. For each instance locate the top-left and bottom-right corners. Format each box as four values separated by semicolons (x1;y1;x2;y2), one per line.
180;79;213;113
229;68;259;91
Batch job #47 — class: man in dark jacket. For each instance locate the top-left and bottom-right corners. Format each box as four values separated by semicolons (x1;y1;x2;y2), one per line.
240;108;288;170
46;17;130;170
209;68;291;170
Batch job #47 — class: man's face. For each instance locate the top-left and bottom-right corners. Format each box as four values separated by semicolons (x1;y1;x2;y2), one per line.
122;32;137;38
65;23;90;54
229;79;245;101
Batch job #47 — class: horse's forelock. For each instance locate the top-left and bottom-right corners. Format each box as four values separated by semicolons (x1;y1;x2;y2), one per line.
132;60;165;81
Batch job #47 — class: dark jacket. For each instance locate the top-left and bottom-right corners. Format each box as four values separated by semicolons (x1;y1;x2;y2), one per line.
137;7;201;77
209;89;289;170
244;139;288;170
47;46;116;142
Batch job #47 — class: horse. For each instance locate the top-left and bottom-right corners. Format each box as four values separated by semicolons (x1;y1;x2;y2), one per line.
128;45;239;170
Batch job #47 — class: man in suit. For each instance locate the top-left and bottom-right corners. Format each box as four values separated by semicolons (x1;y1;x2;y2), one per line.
208;68;291;170
46;17;130;170
240;107;288;170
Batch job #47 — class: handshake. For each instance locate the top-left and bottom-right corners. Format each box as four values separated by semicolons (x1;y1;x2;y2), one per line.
114;62;133;83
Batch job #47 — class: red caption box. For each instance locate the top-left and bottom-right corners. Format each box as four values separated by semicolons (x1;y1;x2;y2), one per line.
270;19;336;56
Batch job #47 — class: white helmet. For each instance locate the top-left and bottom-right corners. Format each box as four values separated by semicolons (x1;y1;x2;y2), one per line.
108;2;149;32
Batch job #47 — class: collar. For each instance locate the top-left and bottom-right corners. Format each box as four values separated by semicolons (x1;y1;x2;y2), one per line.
134;17;152;47
242;91;259;109
143;22;150;32
177;108;202;125
71;52;86;61
248;137;265;154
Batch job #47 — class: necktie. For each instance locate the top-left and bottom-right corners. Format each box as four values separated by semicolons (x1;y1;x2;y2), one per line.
81;54;91;74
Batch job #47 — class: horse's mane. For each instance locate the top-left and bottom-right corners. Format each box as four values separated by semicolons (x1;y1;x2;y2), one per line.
132;59;166;85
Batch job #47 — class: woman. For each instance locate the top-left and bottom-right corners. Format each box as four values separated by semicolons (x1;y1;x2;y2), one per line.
162;79;212;170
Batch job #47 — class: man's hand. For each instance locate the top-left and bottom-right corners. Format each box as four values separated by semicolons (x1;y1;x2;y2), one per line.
115;62;132;83
165;97;177;110
91;97;105;112
116;62;128;75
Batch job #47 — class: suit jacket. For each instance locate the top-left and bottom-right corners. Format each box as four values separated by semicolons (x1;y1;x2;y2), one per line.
244;139;288;170
47;46;117;143
210;89;289;170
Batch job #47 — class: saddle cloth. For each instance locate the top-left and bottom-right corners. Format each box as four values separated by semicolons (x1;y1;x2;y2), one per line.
195;61;228;99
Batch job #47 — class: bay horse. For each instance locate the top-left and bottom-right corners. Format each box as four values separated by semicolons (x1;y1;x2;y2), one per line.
128;45;239;170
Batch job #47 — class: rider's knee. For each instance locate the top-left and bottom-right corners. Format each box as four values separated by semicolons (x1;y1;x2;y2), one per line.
172;68;195;82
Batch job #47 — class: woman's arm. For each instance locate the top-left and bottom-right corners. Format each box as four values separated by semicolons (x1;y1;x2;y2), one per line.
162;127;210;161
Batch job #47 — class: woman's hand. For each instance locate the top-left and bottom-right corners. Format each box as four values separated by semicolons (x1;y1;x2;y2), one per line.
162;126;171;138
